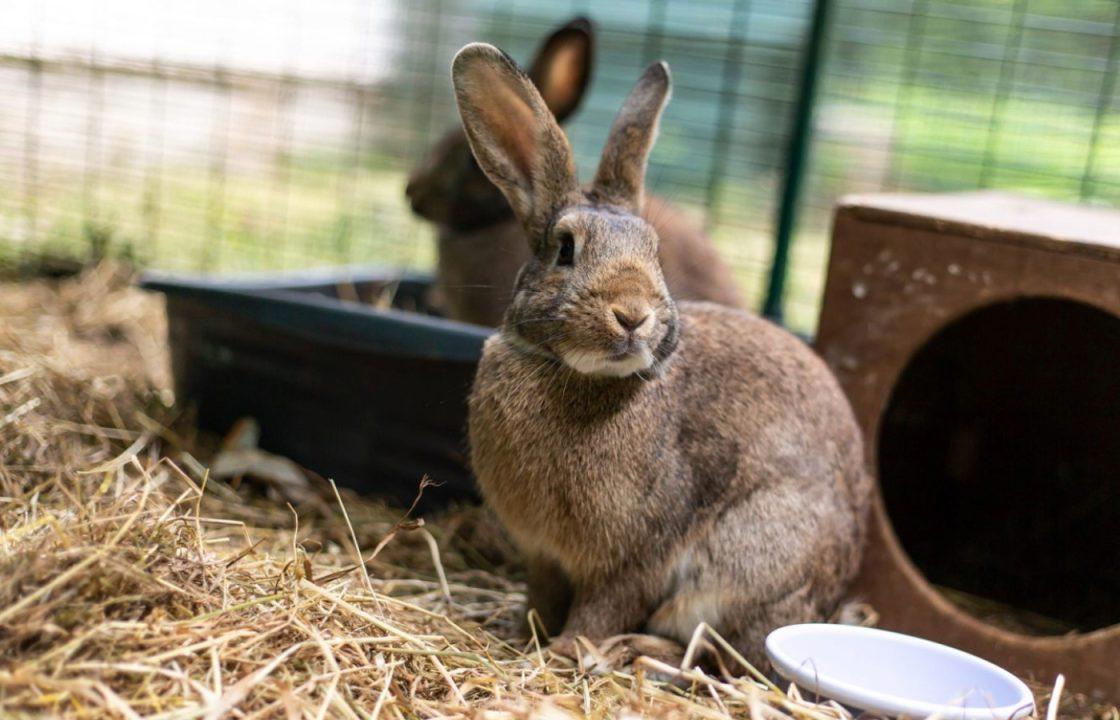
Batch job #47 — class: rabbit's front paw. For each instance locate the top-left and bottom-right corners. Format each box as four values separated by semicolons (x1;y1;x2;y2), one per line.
548;634;612;673
549;633;685;676
597;633;684;669
546;634;584;663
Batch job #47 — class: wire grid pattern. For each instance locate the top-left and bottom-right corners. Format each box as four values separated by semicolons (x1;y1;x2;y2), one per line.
0;0;1117;331
788;0;1120;324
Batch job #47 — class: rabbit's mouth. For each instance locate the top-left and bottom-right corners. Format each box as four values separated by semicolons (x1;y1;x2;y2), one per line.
559;345;654;378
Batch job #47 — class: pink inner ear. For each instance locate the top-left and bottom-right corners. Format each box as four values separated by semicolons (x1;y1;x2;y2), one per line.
475;64;538;182
540;44;585;112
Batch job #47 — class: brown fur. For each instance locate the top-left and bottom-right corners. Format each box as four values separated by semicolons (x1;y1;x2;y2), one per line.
406;19;742;326
591;62;670;209
453;41;871;671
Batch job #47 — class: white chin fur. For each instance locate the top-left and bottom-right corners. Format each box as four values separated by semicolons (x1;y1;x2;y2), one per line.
560;348;654;377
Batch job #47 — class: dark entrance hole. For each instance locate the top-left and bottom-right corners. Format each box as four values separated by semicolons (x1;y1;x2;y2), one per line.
879;297;1120;634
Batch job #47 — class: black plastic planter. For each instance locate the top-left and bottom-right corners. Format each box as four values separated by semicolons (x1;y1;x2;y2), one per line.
141;267;491;510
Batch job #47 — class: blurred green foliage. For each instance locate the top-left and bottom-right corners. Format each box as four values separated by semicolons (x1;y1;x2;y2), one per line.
1;0;1116;333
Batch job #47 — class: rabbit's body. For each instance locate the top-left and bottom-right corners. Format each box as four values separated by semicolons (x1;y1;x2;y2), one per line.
431;220;529;327
450;40;869;668
470;302;869;663
409;18;742;327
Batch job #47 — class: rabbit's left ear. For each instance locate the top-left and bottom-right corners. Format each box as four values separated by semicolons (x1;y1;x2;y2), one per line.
591;62;671;211
453;43;579;240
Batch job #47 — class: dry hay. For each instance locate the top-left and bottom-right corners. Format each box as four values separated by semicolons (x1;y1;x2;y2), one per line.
0;264;1108;719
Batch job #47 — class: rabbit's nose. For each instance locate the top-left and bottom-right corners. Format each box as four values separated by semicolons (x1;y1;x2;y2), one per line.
612;305;652;332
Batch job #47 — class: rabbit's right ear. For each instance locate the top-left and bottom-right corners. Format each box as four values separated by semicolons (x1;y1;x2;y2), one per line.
528;17;594;122
591;61;671;211
453;43;578;240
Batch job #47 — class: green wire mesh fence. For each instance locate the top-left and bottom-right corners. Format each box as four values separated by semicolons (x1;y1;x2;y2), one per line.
790;0;1120;326
0;0;1116;332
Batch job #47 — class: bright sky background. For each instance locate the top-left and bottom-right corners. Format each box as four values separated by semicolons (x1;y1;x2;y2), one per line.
0;0;400;81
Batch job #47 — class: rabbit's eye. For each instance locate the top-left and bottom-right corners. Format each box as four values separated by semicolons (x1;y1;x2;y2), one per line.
556;232;575;267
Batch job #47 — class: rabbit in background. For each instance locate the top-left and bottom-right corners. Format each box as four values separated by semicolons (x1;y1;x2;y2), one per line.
406;17;743;327
453;41;871;670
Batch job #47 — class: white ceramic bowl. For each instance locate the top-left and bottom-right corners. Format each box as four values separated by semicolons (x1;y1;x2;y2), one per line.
765;624;1035;720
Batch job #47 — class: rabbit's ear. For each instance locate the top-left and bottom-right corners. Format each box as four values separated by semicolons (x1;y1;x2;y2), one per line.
591;62;671;211
528;17;594;122
453;43;578;238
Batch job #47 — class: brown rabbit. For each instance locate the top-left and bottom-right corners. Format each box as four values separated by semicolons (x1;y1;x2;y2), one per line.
406;18;742;327
453;43;871;669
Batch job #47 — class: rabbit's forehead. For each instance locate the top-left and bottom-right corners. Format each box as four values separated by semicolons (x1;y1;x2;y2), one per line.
554;206;656;251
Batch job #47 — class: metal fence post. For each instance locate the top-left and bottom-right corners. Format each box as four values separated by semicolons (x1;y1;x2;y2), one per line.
762;0;831;323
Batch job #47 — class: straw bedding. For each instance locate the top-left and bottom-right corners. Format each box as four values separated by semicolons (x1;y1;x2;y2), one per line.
0;264;1107;718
